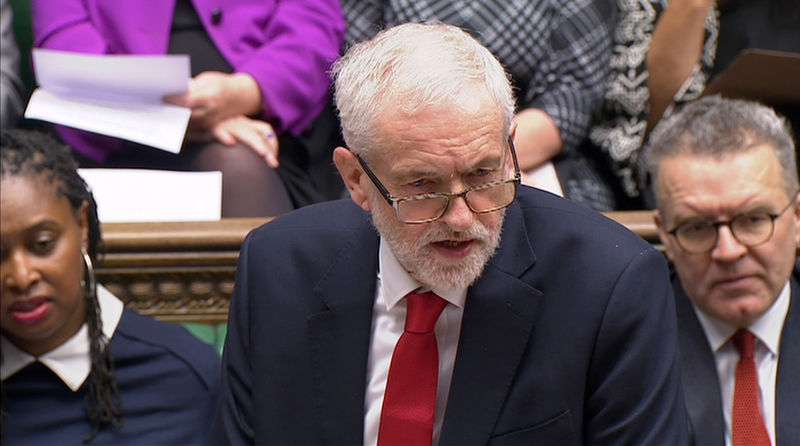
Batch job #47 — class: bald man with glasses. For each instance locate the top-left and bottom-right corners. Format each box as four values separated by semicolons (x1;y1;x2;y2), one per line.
645;96;800;446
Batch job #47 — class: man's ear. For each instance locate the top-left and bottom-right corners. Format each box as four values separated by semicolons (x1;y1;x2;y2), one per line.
653;209;675;261
333;146;371;211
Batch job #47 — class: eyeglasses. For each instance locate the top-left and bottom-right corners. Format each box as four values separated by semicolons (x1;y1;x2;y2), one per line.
355;137;521;224
667;195;797;254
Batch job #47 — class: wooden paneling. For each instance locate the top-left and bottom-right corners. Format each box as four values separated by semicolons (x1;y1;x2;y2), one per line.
97;218;271;324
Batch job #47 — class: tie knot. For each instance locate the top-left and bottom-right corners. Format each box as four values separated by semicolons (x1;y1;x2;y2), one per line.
404;291;447;334
732;329;755;359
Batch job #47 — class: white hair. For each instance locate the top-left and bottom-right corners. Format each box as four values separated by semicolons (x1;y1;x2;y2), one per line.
332;22;516;157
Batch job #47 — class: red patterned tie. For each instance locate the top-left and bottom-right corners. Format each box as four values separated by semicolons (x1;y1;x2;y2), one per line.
731;329;771;446
378;291;447;446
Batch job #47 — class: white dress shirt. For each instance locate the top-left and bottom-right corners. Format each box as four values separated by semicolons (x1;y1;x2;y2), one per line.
694;280;791;446
363;239;467;446
1;285;124;391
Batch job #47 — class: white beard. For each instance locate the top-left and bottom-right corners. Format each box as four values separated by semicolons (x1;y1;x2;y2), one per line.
369;194;505;289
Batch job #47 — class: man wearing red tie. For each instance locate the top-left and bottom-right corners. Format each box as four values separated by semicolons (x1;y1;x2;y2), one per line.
646;96;800;445
212;22;688;445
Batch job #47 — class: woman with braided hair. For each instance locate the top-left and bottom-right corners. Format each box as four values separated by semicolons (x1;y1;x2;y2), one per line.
1;129;220;444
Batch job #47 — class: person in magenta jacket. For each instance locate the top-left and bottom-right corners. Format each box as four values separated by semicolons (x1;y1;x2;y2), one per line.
32;0;346;215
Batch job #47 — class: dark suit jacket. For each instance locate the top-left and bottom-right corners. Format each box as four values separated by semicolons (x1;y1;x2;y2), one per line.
674;260;800;445
212;186;688;444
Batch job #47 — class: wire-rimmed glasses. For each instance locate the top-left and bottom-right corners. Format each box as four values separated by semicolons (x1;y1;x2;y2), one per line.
355;137;521;224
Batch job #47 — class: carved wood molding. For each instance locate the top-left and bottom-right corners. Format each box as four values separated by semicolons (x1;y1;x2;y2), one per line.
97;218;270;324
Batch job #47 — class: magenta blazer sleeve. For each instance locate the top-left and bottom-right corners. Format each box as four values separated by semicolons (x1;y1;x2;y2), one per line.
33;0;345;139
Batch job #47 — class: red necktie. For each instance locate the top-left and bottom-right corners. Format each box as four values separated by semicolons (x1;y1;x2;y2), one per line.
731;329;771;446
378;291;447;446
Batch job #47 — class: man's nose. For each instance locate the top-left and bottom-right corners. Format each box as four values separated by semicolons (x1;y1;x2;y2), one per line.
710;224;748;261
440;194;474;232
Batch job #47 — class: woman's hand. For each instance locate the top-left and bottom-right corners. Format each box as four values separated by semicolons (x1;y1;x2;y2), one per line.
186;115;279;168
214;115;280;168
166;71;263;132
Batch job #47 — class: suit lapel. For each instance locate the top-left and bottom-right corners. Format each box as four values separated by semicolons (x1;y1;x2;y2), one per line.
440;203;541;445
776;267;800;444
674;279;726;445
306;220;379;444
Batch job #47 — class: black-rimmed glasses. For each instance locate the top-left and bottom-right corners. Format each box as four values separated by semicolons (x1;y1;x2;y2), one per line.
667;194;797;254
355;137;521;224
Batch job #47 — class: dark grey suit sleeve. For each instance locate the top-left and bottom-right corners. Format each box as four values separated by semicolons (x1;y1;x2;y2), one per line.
584;247;689;444
211;232;256;445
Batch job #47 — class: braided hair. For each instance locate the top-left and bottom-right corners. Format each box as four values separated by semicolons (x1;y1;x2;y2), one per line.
0;129;122;441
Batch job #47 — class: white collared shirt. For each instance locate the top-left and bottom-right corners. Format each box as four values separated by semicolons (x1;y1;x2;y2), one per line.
1;285;124;391
694;280;791;446
363;238;467;446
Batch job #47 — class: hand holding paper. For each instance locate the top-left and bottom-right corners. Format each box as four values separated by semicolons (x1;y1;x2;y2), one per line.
164;71;263;132
24;49;192;153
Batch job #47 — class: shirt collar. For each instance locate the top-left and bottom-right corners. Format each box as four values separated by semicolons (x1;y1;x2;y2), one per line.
1;284;124;391
695;280;791;355
378;238;467;311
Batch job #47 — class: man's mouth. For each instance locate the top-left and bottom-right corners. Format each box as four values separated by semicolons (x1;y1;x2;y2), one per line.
432;239;475;258
438;240;470;248
711;274;759;291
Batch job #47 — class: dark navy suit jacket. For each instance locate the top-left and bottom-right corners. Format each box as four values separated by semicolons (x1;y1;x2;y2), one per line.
212;186;688;444
674;260;800;445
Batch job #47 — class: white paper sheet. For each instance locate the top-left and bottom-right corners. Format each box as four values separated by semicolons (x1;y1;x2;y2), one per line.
25;49;191;153
79;168;222;222
521;161;564;197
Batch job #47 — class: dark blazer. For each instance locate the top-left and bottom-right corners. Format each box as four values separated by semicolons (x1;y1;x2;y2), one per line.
212;186;688;444
674;260;800;445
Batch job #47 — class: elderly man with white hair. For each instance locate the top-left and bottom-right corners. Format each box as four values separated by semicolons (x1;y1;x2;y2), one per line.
212;22;687;445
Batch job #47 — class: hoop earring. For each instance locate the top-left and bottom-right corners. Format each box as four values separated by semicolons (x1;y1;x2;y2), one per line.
82;247;97;299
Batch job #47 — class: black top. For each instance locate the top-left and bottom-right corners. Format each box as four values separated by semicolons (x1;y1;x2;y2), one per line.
168;0;232;76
